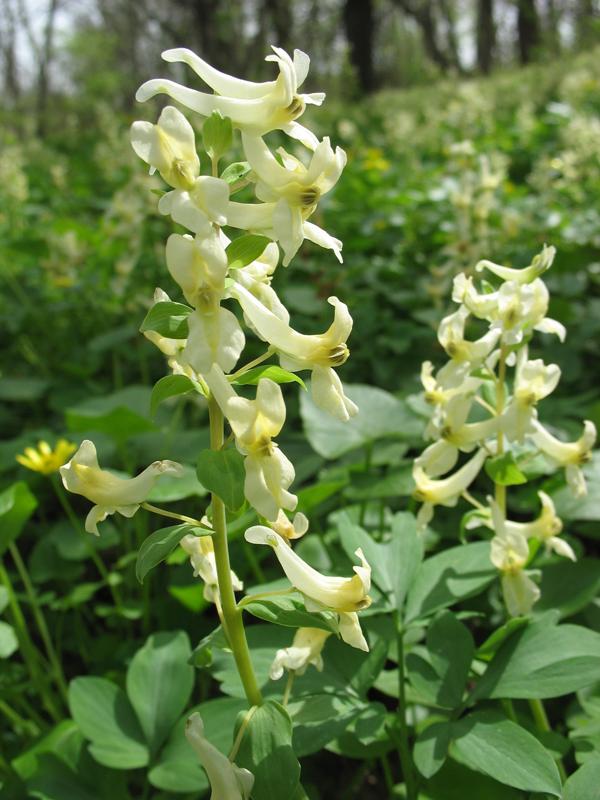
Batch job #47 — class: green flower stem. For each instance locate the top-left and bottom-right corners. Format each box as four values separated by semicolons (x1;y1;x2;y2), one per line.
228;347;275;381
0;561;61;722
380;753;395;794
394;611;417;800
50;474;124;611
494;344;508;513
282;670;295;707
0;698;38;736
208;394;263;707
140;503;209;528
8;542;69;704
528;698;567;782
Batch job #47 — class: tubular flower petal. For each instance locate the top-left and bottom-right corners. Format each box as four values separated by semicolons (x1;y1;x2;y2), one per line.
475;244;556;285
244;526;371;614
232;241;290;322
166;230;228;306
531;419;596;497
269;509;309;541
60;440;183;535
269;627;330;680
183;307;245;376
185;713;254;800
16;439;76;475
130;106;199;190
205;366;296;519
180;533;243;603
158;176;229;237
504;491;575;561
226;201;342;265
230;283;356;420
503;349;561;441
136;46;323;138
437;305;500;365
413;448;487;529
489;499;540;617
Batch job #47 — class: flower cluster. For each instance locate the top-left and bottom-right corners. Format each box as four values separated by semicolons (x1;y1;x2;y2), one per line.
413;245;596;616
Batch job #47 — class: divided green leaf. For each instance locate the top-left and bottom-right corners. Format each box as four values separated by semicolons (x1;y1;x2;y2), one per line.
484;452;527;486
150;375;198;417
233;365;306;389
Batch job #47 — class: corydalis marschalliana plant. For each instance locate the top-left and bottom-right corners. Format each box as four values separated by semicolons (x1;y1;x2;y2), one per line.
60;45;367;796
413;245;596;617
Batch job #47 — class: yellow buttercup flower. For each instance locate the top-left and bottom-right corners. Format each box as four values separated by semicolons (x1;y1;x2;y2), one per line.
16;439;77;475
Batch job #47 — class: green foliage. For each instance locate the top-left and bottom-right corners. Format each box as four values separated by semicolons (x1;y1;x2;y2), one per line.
226;234;271;268
0;481;37;555
136;525;206;584
196;448;246;510
234;701;301;800
139;302;192;339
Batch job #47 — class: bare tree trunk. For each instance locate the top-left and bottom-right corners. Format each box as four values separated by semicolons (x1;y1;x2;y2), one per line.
544;0;561;52
576;0;597;47
477;0;496;73
263;0;293;52
392;0;450;71
0;0;20;102
36;0;59;135
437;0;464;72
516;0;541;64
343;0;376;93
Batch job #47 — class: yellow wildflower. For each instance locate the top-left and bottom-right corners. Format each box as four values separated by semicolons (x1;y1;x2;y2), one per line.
16;439;77;475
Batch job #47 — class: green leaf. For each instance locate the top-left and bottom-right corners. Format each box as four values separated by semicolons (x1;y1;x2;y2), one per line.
563;756;600;800
0;378;48;402
450;710;562;796
202;110;233;160
336;511;422;607
196;448;245;511
126;631;194;756
139;301;192;339
474;615;600;699
300;383;424;458
221;161;251;184
234;701;301;800
66;387;156;443
0;620;18;658
426;611;475;708
289;694;366;757
242;593;339;634
136;525;206;584
424;758;525;799
405;541;496;623
414;720;452;778
0;482;37;556
26;753;98;800
68;677;149;769
226;234;271;268
149;697;246;793
233;365;306;389
150;375;197;417
484;452;527;486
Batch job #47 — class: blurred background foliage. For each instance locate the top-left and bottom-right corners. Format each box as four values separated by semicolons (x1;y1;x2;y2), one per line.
2;1;600;798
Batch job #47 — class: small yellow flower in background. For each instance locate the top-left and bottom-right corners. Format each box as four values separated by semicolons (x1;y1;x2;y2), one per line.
362;147;390;172
16;439;77;475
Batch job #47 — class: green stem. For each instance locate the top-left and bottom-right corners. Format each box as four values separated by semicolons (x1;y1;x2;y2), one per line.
208;395;263;707
282;670;295;707
141;502;209;529
0;698;37;734
380;753;395;794
394;611;417;800
528;698;567;783
228;347;275;380
494;344;508;513
9;543;69;704
0;561;61;722
238;587;296;608
50;475;124;611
